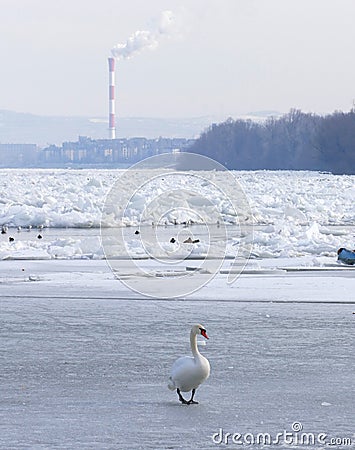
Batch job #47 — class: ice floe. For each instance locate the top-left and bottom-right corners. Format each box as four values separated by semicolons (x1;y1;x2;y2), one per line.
0;169;354;260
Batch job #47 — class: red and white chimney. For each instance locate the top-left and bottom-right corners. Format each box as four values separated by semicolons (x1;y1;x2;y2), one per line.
108;57;116;139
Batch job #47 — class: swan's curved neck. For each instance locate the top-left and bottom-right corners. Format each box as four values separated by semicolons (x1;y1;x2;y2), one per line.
190;329;200;358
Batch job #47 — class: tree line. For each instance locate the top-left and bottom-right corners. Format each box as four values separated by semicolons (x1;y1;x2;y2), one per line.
188;109;355;174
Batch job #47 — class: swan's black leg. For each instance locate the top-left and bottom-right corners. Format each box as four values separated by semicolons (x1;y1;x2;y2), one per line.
177;388;188;404
187;389;199;404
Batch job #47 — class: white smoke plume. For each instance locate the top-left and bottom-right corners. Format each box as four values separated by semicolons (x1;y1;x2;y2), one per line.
111;10;175;60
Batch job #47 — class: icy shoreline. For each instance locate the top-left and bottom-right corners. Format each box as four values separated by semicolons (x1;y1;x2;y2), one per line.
1;257;355;302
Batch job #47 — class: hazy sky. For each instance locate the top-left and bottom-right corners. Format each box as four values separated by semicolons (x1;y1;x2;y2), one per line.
1;0;355;119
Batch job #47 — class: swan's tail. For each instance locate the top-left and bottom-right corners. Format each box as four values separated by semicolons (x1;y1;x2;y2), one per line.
168;376;176;391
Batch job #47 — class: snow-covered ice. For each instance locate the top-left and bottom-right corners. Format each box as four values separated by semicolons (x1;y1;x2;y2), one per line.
0;169;354;261
0;169;354;230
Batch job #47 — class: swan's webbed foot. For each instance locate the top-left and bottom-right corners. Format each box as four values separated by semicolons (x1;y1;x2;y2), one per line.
177;388;199;405
177;388;189;404
187;389;199;405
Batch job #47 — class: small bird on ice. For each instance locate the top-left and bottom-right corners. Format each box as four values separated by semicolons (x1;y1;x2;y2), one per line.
168;324;210;405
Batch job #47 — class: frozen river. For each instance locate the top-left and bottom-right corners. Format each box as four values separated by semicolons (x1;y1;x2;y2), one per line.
0;260;354;449
0;166;354;448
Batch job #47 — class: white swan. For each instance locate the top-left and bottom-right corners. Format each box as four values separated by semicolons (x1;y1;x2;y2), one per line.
168;323;210;404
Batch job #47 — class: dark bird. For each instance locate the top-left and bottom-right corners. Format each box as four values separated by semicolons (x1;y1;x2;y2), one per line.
183;237;200;244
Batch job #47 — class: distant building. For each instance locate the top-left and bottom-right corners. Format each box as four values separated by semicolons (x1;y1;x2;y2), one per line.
0;137;195;167
40;136;195;165
0;143;38;167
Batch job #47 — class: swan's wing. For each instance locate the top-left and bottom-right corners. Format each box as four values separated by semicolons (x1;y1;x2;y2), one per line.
168;356;194;390
171;356;195;373
170;356;202;392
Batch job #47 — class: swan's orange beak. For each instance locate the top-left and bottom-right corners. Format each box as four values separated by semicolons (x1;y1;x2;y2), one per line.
201;329;209;339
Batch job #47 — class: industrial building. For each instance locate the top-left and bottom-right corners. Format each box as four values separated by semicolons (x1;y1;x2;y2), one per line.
40;136;195;165
0;51;196;167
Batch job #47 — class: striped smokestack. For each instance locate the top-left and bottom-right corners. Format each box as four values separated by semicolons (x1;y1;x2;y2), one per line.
108;57;116;139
